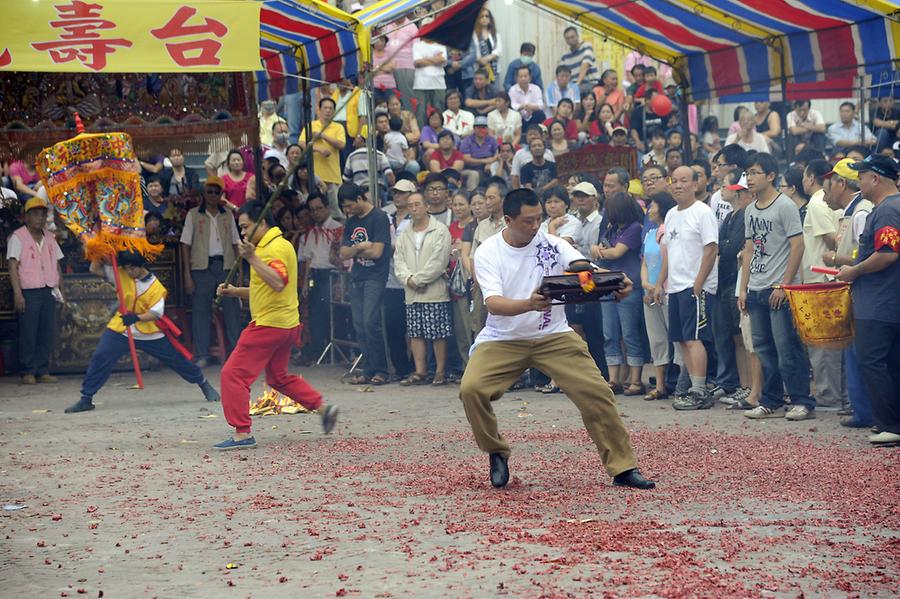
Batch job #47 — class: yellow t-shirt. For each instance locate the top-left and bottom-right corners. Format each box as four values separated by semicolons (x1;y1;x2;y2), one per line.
299;120;345;185
250;226;299;329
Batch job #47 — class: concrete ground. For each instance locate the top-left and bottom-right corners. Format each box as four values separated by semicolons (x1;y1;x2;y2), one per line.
0;366;897;598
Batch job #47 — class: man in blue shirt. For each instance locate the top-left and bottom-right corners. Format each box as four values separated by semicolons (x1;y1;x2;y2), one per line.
837;155;900;445
544;65;581;117
503;42;543;92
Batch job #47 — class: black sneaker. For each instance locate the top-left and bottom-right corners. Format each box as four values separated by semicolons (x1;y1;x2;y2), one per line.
65;396;95;413
199;380;220;402
672;390;714;411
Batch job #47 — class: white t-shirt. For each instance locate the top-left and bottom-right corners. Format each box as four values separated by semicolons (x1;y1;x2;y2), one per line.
662;200;719;294
472;230;585;350
540;215;581;243
511;147;555;177
487;109;522;143
801;189;837;283
412;40;447;90
709;189;733;226
383;131;409;163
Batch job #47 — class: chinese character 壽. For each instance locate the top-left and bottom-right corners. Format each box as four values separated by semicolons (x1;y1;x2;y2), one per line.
31;1;132;71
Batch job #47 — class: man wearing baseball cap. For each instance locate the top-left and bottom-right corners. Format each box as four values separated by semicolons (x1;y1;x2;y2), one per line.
7;197;64;384
837;154;900;445
460;115;499;190
180;176;242;368
822;158;875;429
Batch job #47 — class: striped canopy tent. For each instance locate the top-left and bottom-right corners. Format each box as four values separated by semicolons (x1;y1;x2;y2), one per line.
533;0;900;101
256;0;362;100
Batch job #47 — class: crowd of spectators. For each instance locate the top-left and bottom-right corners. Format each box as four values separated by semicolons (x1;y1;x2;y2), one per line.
3;3;900;444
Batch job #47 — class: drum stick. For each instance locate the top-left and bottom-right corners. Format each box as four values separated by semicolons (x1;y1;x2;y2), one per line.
811;266;840;276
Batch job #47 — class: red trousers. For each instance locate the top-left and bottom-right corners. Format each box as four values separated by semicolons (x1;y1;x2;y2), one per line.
221;323;322;433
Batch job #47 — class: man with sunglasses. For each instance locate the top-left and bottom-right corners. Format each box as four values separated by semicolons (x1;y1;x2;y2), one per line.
180;176;243;368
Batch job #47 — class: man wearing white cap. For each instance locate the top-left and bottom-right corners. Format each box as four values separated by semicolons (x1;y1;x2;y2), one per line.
7;197;64;385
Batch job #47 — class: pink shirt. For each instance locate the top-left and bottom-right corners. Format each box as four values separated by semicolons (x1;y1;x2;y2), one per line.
223;172;251;207
387;20;418;70
508;83;544;120
372;48;397;90
9;161;39;186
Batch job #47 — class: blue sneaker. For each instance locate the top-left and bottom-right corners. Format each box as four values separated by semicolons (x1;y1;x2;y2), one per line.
213;436;257;451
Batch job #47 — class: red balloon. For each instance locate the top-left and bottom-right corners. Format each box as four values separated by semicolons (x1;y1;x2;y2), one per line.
650;93;673;117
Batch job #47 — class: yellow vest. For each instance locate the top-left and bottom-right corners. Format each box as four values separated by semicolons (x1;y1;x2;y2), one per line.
106;268;167;335
251;227;299;329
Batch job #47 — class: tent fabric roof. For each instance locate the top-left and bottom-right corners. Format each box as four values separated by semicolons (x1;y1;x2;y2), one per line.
256;0;361;100
536;0;900;100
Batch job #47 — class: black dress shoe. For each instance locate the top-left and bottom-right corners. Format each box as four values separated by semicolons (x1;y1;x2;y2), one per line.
64;396;95;413
199;381;220;402
613;468;655;489
840;416;872;429
489;453;509;488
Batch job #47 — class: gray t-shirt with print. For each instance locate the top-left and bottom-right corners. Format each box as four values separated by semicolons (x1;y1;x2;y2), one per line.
744;193;803;291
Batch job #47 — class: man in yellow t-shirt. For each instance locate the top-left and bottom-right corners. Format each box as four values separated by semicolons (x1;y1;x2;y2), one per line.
298;97;346;186
216;201;338;450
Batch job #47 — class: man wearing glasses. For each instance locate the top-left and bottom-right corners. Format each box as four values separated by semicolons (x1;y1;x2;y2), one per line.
738;153;813;422
422;172;454;228
180;177;243;368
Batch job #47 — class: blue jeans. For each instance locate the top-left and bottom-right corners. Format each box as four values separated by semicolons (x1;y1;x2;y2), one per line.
746;288;813;410
844;344;874;426
349;278;388;379
282;92;313;145
601;291;645;367
855;319;900;434
712;284;740;391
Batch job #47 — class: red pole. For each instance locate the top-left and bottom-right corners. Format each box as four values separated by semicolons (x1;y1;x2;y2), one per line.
109;252;144;389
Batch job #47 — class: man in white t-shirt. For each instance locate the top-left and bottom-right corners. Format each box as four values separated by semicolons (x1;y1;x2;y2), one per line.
654;166;719;410
461;188;655;491
411;24;447;126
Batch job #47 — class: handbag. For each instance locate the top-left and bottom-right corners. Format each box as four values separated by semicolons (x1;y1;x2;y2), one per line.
448;261;469;298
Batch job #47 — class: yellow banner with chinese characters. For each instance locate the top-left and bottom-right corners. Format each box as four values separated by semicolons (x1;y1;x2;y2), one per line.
0;0;260;72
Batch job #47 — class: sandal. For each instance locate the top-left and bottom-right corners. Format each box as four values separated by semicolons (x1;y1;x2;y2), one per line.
400;373;429;386
432;375;447;386
370;374;388;386
609;382;624;395
541;383;561;394
348;374;369;385
643;388;668;401
624;383;646;396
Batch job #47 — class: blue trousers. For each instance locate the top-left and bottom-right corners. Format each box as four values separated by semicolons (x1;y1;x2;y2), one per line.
349;278;388;379
844;344;873;426
746;288;814;410
18;287;56;376
81;329;204;398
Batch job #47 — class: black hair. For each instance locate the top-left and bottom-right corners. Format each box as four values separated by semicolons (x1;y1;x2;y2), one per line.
499;141;515;152
445;89;462;104
337;182;364;204
485;177;508;198
542;185;570;207
495;91;510;105
666;128;682;140
630;63;645;75
437;129;454;141
276;206;295;229
600;69;617;85
733;105;750;122
318;97;336;109
795;147;825;165
648;126;665;141
526;124;543;136
748;152;779;176
691;159;711;179
388;115;403;132
271;120;288;133
606;166;630;188
642;164;667;179
846;144;870;158
555;65;571;76
644;66;657;76
146;175;161;185
441;168;461;182
700;115;719;134
805;158;832;185
117;250;148;267
238;200;277;226
474;68;489;79
225;149;246;171
503;187;541;218
423;172;449;188
782;167;809;200
649;191;677;220
604;192;644;233
306;190;328;207
665;148;683;159
719;144;749;170
792;99;811;109
839;101;856;111
563;26;577;36
520;42;536;54
557;98;574;110
516;64;531;77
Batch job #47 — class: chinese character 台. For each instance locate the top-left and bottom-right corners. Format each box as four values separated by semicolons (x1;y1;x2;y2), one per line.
151;6;228;68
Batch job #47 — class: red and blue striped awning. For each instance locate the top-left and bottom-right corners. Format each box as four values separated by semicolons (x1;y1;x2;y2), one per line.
536;0;900;101
257;0;361;100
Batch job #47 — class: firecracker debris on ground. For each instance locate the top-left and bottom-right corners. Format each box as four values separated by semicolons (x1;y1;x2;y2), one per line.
0;366;897;598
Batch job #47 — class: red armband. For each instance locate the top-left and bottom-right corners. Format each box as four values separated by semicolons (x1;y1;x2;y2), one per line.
268;259;290;285
874;226;900;253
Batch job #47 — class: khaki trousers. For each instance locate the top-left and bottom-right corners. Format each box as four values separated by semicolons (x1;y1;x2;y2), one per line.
459;331;638;477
